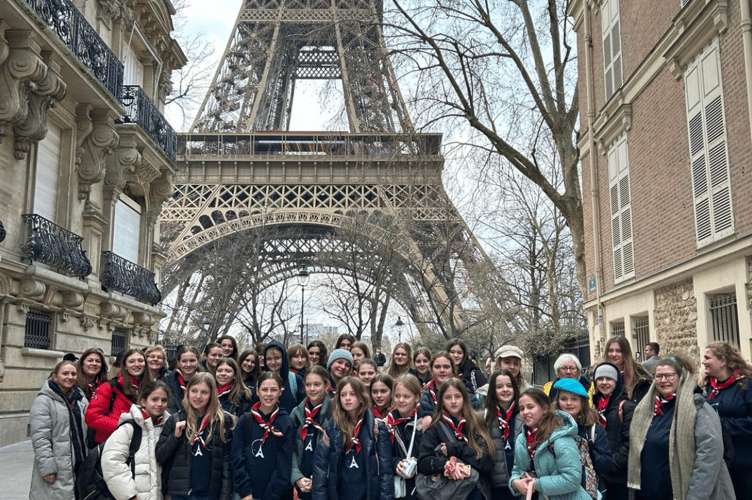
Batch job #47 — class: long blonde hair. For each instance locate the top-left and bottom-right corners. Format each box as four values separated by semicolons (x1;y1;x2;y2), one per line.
603;336;651;399
387;343;414;378
432;378;495;459
332;376;371;448
183;372;228;443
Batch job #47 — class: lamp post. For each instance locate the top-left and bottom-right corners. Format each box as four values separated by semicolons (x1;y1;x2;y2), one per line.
395;316;405;343
297;266;310;344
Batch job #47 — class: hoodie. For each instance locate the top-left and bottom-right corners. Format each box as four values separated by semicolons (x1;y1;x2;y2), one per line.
263;341;305;414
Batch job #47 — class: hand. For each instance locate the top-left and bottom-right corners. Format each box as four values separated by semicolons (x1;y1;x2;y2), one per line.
458;464;472;479
43;474;56;483
242;495;253;500
296;478;312;492
513;476;534;495
440;443;447;456
174;420;186;438
396;459;406;476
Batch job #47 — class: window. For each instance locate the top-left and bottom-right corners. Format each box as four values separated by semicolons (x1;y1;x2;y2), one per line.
34;122;62;222
608;137;634;283
122;42;145;87
685;41;733;246
113;194;141;264
709;293;739;346
601;0;623;100
111;329;127;357
24;310;53;349
633;317;650;358
611;322;625;337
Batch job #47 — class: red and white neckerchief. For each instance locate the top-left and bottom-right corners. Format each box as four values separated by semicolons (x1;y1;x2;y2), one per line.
191;415;211;448
216;382;232;398
596;395;610;428
496;403;515;441
386;405;419;442
526;427;538;460
301;398;325;441
128;374;142;389
251;401;284;444
176;370;187;395
140;408;164;425
708;370;743;400
654;393;676;416
373;406;388;419
442;411;467;443
426;380;438;402
347;417;364;454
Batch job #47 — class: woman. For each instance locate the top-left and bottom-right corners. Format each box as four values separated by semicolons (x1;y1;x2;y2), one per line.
311;376;393;500
239;349;262;392
145;345;169;381
289;343;311;379
334;334;356;351
417;378;495;500
231;372;294;500
308;340;329;369
409;348;432;386
604;336;651;404
86;348;146;444
30;360;87;500
483;370;522;500
327;349;354;397
217;335;239;362
388;375;423;500
357;359;378;389
371;373;394;419
102;380;170;500
215;357;252;417
628;355;735;500
387;343;413;380
164;346;201;416
509;388;590;499
446;339;486;399
542;353;591;395
291;366;332;500
264;340;305;413
76;347;108;400
418;352;456;430
351;342;371;372
156;372;233;500
702;341;752;500
551;378;610;499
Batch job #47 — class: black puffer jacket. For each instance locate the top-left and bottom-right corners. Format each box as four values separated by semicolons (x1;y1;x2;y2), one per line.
484;409;523;490
155;409;233;500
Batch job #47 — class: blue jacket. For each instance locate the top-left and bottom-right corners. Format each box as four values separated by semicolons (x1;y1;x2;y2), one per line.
291;396;333;486
705;378;752;469
312;409;394;500
263;341;305;414
509;411;591;500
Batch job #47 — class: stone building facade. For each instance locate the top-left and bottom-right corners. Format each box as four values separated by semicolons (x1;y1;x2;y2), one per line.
0;0;185;445
568;0;752;363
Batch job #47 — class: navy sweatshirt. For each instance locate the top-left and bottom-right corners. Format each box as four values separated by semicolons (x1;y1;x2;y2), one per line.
706;379;752;469
638;400;674;500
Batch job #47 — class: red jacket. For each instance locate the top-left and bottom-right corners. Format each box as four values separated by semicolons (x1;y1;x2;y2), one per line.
84;373;139;443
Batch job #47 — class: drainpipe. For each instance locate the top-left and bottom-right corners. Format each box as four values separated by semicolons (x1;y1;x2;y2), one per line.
740;0;752;145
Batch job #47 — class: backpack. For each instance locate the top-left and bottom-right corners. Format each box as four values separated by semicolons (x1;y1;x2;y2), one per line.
77;420;142;500
574;428;600;500
288;371;298;395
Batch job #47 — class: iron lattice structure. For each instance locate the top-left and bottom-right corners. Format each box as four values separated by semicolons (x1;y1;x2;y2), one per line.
162;0;511;336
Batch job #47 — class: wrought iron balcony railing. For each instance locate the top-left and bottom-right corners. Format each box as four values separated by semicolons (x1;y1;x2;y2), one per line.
119;85;177;161
100;251;162;305
0;219;5;242
20;214;92;278
25;0;124;101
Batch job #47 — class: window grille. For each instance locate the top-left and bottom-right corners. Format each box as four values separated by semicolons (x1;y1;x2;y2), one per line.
710;294;739;346
111;329;127;357
633;317;650;359
25;310;52;349
611;322;625;337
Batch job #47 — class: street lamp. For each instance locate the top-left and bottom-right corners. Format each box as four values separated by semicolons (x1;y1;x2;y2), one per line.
395;316;405;343
297;266;310;344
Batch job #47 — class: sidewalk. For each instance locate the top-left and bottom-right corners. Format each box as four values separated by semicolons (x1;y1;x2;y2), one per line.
0;439;33;500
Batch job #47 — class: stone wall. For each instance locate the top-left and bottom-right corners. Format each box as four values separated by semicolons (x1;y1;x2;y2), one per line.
654;278;699;360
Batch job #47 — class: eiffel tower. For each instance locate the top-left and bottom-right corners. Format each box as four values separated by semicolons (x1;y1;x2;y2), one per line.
160;0;510;338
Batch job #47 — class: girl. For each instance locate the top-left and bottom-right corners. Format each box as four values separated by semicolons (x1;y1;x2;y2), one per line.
288;343;311;379
165;346;201;416
201;342;225;374
370;372;393;419
334;334;356;351
263;340;305;413
311;376;393;500
30;360;87;500
307;340;328;369
351;342;370;371
76;347;108;400
156;373;233;500
446;339;486;400
592;362;635;500
102;381;171;500
417;378;495;500
409;348;432;386
387;343;413;379
86;348;146;444
231;372;294;500
291;366;332;500
327;349;354;397
357;359;378;389
145;345;169;381
702;341;752;500
388;375;423;500
418;352;456;430
603;336;651;404
239;349;262;393
218;335;239;362
509;388;590;500
215;357;252;417
483;370;522;500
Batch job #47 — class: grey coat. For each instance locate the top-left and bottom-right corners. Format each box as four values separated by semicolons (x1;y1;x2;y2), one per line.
29;381;88;500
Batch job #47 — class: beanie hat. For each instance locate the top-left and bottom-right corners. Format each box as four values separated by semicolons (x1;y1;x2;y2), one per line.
552;377;589;398
327;349;353;370
593;363;619;382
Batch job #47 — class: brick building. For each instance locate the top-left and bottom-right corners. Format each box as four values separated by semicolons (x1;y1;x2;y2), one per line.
0;0;185;445
568;0;752;362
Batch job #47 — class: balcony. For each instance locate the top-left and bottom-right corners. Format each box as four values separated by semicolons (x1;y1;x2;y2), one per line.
0;219;5;242
25;0;124;101
100;251;161;305
20;214;92;278
119;85;177;161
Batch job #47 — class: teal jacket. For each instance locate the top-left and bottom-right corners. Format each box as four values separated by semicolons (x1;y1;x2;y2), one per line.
508;411;590;500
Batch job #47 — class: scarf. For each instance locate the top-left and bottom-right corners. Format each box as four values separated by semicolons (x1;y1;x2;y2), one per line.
347;417;364;454
496;403;515;440
386;405;419;442
596;395;610;428
191;415;211;448
251;402;284;444
708;370;742;400
176;370;187;395
653;393;676;416
301;398;325;441
49;381;86;471
140;408;164;425
442;411;467;443
216;383;232;398
373;406;387;419
526;427;538;460
426;380;438;403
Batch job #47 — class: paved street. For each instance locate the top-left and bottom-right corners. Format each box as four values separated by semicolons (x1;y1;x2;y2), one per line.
0;440;33;500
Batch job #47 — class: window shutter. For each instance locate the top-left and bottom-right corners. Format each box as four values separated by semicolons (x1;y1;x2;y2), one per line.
602;0;623;100
122;42;144;87
113;196;141;264
34;122;62;222
609;138;633;283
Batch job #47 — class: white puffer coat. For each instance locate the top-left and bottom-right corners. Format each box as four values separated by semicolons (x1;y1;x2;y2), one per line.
101;404;169;500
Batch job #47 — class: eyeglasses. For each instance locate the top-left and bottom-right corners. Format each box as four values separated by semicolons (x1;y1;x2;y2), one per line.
655;373;677;381
560;366;579;372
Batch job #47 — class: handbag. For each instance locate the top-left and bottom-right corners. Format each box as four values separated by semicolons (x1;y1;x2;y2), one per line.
415;422;480;500
394;413;419;499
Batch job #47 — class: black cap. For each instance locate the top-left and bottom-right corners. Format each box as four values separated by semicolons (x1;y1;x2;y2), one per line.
63;353;78;362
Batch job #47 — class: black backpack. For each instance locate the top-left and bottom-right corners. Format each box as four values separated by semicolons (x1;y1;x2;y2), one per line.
77;420;142;500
